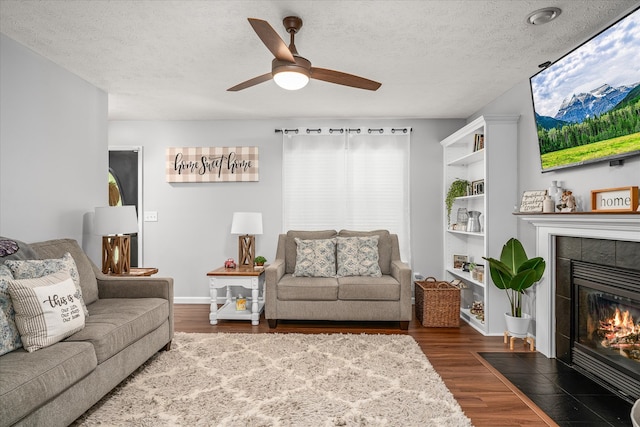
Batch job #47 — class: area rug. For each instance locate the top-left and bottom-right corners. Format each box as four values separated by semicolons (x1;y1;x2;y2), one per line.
73;332;473;426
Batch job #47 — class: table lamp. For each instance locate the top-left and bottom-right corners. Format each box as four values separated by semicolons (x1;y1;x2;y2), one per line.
231;212;263;266
94;206;138;274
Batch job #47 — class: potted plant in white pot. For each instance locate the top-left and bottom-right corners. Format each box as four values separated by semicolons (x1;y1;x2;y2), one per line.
482;238;545;337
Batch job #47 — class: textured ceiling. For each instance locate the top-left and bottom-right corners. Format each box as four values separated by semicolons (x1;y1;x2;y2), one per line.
1;0;638;120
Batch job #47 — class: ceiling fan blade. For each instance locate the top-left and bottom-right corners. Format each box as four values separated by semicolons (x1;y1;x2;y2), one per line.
227;72;273;91
248;18;296;63
310;67;381;91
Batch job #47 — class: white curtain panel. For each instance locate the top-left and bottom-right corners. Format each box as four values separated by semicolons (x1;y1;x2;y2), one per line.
282;127;411;264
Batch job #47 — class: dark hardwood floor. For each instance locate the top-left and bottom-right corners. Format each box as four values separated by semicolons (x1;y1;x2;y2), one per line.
174;304;558;427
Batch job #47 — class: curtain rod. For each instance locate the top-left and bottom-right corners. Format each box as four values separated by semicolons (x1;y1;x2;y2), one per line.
275;127;412;134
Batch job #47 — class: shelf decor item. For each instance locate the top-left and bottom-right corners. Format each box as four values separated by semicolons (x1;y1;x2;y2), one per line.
414;277;460;327
548;180;562;209
482;238;545;319
236;294;247;311
453;254;468;269
591;186;639;212
466;211;482;233
519;190;547;213
445;179;470;225
254;256;267;266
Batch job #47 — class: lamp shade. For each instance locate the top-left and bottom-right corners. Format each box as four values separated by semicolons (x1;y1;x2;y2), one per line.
231;212;263;235
94;206;138;235
273;70;309;90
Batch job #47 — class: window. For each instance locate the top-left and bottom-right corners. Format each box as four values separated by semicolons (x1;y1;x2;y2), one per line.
282;128;411;263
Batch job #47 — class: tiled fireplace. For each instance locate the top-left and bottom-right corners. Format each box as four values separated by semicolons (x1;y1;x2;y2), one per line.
520;214;640;401
555;236;640;401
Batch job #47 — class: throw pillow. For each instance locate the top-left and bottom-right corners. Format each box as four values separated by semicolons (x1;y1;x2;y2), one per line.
293;238;337;277
8;271;86;352
5;252;89;316
336;236;382;277
0;237;38;261
0;265;22;355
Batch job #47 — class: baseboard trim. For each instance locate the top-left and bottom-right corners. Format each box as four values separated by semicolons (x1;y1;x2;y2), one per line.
174;297;211;304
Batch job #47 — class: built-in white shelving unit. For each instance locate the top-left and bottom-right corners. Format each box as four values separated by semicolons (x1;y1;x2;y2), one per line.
441;115;520;335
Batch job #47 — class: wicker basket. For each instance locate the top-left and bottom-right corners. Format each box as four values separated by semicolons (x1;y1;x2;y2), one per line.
415;277;460;327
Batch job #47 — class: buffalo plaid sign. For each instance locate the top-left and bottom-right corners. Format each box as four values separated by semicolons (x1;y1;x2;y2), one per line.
166;147;259;183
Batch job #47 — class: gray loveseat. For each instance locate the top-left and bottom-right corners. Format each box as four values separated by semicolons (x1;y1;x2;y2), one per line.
0;238;173;427
265;230;411;329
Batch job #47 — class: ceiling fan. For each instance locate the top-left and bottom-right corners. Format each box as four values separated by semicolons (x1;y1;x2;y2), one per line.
228;16;381;92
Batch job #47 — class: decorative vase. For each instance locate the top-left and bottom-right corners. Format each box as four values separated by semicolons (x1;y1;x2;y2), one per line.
543;195;555;213
466;211;481;232
504;312;531;338
548;180;561;210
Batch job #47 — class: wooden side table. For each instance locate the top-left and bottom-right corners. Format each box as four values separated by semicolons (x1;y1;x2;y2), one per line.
206;266;265;326
107;267;158;277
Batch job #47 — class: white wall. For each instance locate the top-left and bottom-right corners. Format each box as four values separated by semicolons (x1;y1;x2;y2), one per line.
109;119;463;301
470;79;640;253
0;34;108;261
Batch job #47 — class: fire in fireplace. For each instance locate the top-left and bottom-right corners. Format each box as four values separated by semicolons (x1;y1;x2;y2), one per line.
573;261;640;402
599;307;639;360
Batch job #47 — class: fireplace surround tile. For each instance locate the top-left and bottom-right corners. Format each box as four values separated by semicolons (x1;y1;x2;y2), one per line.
616;240;640;269
555;236;640;409
556;236;581;259
555;258;572;298
581;238;616;266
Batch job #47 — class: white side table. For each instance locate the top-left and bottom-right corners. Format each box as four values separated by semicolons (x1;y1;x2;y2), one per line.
206;266;265;326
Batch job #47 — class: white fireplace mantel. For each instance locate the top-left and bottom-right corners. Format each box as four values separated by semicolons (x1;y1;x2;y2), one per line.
519;213;640;358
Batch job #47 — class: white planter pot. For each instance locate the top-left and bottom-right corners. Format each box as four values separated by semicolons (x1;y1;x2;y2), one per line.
504;313;531;338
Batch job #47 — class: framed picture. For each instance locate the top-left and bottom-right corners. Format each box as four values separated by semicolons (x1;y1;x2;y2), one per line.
591;186;639;212
471;179;485;195
453;254;468;269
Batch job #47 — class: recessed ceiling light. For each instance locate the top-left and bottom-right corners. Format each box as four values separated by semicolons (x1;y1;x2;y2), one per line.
526;7;562;25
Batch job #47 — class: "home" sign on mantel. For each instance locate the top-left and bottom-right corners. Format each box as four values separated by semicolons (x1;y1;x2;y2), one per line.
166;147;259;183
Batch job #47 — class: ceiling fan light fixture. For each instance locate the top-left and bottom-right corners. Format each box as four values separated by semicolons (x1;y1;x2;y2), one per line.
526;7;562;25
273;70;309;90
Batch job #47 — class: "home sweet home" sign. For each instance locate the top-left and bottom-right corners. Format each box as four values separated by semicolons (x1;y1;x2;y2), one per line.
166;147;259;183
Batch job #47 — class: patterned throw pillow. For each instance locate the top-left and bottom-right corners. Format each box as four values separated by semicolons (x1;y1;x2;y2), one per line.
5;252;89;316
8;271;86;352
336;236;382;277
293;238;337;277
0;265;22;355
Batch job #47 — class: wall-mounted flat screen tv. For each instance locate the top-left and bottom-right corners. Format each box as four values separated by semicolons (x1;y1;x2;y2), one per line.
530;7;640;173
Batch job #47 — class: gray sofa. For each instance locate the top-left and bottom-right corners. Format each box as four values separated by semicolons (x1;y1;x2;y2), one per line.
265;230;411;329
0;238;173;427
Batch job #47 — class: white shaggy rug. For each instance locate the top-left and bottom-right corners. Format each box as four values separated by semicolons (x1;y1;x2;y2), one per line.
74;332;473;426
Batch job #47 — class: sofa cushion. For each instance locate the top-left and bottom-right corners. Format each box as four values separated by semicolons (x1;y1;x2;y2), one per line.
65;297;169;364
338;275;401;301
277;274;339;301
30;239;100;306
8;271;86;352
336;236;382;277
0;341;96;426
293;238;337;277
0;265;22;355
5;252;89;316
338;230;392;275
285;230;337;274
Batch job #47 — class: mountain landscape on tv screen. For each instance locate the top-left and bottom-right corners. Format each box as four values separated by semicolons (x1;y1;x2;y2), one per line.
536;82;639;130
